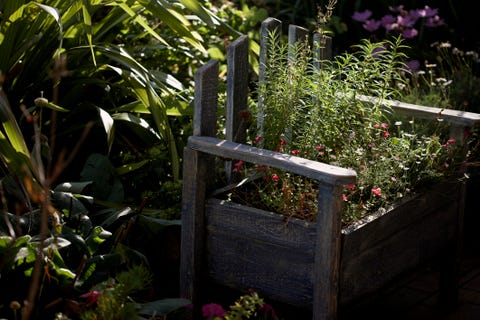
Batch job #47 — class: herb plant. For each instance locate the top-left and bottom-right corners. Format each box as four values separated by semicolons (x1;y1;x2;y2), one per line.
231;32;465;226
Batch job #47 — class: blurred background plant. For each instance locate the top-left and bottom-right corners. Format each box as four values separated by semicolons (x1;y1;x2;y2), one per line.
0;0;263;318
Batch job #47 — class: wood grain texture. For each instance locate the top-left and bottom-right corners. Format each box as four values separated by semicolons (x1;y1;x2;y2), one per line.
187;135;357;185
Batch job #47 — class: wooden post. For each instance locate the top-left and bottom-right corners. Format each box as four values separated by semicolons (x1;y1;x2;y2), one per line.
313;183;343;320
225;35;249;181
288;24;309;63
258;17;281;144
180;60;219;315
313;33;332;70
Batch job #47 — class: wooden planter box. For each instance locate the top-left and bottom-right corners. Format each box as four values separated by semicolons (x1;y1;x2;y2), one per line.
205;179;460;308
180;18;480;319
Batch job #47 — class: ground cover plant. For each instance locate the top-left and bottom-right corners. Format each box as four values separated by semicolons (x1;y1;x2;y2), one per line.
224;28;471;226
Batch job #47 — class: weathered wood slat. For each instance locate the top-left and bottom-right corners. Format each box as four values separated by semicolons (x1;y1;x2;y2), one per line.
187;135;357;185
180;59;219;317
193;60;219;137
358;94;480;127
313;33;332;70
226;35;249;144
313;183;343;320
258;17;282;141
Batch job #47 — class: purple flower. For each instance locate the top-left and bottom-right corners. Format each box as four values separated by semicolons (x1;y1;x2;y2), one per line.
405;60;420;72
417;6;438;18
363;19;381;32
401;28;418;39
202;303;226;319
397;15;416;28
352;10;372;22
425;15;445;27
380;15;396;31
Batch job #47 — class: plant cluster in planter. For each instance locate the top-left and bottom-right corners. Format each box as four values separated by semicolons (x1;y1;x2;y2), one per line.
224;32;470;227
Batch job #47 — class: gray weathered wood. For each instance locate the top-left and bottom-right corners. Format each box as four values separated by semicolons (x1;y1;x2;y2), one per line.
226;35;250;144
258;17;282;142
180;60;219;316
313;183;343;320
225;35;249;181
313;33;332;70
288;24;309;62
193;60;219;137
187;135;356;186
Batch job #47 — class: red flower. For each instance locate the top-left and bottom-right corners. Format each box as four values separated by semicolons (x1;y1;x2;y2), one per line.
239;110;252;121
291;149;299;156
372;186;382;197
315;145;325;150
383;131;390;138
80;290;101;307
347;184;355;190
280;139;287;146
232;160;244;173
272;174;280;182
202;303;226;319
254;136;263;144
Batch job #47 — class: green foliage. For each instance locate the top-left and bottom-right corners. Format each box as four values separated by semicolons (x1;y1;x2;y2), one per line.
233;32;466;225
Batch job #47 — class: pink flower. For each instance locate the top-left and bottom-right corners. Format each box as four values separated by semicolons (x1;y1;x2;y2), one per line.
254;136;263;144
80;290;101;307
381;123;389;129
291;149;299;156
383;131;390;138
258;303;277;318
447;138;456;144
372;186;382;197
347;184;355;191
272;174;280;182
315;145;325;151
342;194;348;202
232;160;244;173
202;303;226;319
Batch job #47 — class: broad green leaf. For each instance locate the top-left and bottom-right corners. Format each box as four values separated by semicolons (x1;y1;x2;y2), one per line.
96;106;115;153
115;160;149;176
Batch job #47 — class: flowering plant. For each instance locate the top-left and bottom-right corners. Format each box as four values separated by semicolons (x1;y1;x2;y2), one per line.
352;5;444;39
227;32;467;226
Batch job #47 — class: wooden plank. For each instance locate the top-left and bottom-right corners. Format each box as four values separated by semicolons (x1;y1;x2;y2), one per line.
205;198;316;306
358;94;480;127
187;136;357;185
225;35;249;182
180;148;209;314
180;60;219;316
288;24;309;62
313;33;332;70
258;17;282;143
226;35;249;144
193;60;219;137
313;183;343;320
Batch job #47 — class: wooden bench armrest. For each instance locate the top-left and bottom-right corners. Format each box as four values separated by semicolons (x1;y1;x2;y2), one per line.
187;135;357;186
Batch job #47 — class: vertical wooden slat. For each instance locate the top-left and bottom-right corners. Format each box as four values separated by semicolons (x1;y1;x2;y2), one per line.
226;35;249;144
313;33;332;70
313;183;343;320
258;17;282;142
288;24;309;63
225;35;249;181
180;60;219;316
193;60;220;137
